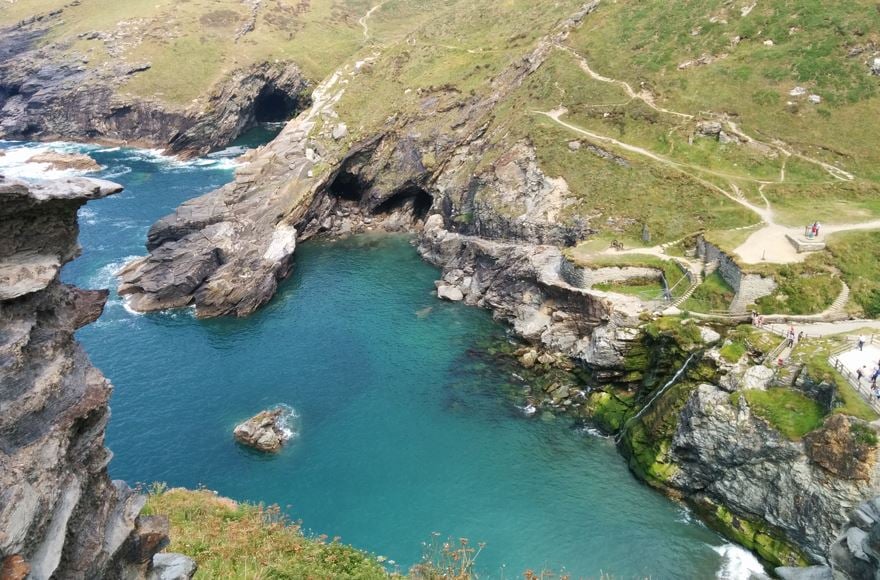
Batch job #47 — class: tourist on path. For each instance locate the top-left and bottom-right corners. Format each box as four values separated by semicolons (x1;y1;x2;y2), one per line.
857;366;866;383
858;335;866;351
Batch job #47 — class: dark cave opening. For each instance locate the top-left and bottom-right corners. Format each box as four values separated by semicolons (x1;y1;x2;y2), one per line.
328;169;364;201
253;87;299;123
373;185;433;221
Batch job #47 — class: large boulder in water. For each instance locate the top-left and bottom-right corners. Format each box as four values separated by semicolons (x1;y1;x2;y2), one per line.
233;407;293;452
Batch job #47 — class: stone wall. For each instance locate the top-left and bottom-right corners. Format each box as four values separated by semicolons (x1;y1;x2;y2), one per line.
697;237;776;313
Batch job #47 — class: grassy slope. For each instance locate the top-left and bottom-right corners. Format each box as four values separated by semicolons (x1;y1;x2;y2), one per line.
0;0;410;104
5;0;879;314
144;488;388;579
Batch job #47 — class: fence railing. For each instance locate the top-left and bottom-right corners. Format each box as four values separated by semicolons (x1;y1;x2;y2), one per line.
830;355;880;413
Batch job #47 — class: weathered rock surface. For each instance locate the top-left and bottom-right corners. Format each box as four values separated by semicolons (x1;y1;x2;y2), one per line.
233;408;292;452
0;175;195;579
0;13;307;155
668;383;880;562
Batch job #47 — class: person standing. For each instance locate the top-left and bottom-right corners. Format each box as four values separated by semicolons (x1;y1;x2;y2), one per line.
858;335;866;351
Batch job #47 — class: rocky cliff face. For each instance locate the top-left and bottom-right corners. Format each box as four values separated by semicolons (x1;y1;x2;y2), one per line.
668;384;878;565
0;176;194;579
0;11;307;156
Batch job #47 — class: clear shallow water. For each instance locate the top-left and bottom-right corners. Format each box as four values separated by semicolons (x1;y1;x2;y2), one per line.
2;141;765;579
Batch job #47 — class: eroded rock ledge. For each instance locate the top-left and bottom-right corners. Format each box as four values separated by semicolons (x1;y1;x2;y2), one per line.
0;176;194;579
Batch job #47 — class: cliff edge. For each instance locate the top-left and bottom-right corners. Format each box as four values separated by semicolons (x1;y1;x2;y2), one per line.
0;176;194;579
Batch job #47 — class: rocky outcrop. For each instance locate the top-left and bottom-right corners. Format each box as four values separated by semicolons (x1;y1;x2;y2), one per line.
667;383;880;563
233;408;293;453
0;13;307;156
417;214;643;371
26;151;102;172
0;176;195;579
778;496;880;579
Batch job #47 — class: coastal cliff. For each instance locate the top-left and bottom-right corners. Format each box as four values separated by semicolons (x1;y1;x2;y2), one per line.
106;0;880;570
0;176;194;579
0;11;308;156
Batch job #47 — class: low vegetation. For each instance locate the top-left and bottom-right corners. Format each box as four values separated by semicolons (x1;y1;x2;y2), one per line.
734;388;825;440
682;271;735;313
826;230;880;317
754;264;841;315
144;487;388;579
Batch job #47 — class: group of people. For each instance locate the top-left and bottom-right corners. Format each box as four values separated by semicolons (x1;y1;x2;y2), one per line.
856;362;880;395
750;311;766;327
804;221;822;239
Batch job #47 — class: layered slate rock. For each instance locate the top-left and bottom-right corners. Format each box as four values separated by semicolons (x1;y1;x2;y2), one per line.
669;383;880;562
0;176;195;579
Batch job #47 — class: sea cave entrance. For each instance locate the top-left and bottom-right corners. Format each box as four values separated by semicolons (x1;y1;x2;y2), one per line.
253;86;300;123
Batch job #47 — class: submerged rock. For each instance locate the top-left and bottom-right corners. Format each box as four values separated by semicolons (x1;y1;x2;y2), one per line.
233;408;294;452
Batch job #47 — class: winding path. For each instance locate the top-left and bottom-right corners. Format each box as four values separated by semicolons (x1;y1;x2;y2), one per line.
535;108;771;222
358;2;385;42
540;48;880;266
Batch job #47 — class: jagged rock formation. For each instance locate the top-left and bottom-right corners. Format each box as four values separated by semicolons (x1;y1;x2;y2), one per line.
778;496;880;579
0;176;195;579
116;2;601;316
668;384;879;564
0;12;307;156
105;0;880;570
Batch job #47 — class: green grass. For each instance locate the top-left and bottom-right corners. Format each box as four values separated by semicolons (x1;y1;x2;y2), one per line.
567;0;880;179
754;263;842;315
826;230;880;318
594;279;665;299
719;342;747;363
143;487;388;579
735;388;826;440
682;271;735;313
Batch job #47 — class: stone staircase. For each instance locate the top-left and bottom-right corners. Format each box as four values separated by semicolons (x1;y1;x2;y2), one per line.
659;262;703;313
826;282;850;316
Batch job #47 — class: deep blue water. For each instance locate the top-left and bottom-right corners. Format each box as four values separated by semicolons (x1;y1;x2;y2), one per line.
1;141;762;579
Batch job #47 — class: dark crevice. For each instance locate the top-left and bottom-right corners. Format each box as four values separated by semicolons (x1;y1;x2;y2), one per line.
373;185;433;221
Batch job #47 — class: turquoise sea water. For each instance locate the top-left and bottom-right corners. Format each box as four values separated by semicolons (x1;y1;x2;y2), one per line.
1;141;763;578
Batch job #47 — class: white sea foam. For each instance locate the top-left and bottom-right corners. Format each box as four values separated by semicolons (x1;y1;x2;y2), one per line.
0;142;98;180
274;404;300;440
713;544;770;580
101;165;133;179
208;145;248;159
575;425;611;438
121;147;240;171
89;256;141;289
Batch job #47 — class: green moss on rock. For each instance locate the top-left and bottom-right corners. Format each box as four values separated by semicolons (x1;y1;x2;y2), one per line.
586;390;635;433
696;499;810;568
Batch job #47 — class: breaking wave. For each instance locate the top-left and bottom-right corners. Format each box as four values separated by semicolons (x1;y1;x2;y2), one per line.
713;544;769;580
